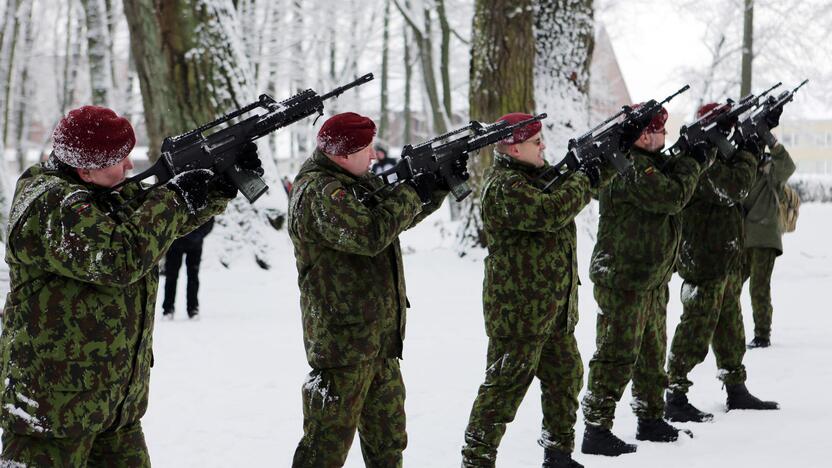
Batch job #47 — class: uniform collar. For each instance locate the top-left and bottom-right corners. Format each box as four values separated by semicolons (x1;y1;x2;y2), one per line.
311;149;374;182
494;151;550;177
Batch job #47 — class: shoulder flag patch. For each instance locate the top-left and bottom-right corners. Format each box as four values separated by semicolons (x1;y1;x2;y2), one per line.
644;166;655;177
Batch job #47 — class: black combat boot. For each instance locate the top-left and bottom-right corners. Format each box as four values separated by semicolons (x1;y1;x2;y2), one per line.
665;391;714;422
581;425;637;456
747;336;770;349
187;307;200;320
543;447;583;468
636;418;692;442
726;383;779;410
162;308;174;320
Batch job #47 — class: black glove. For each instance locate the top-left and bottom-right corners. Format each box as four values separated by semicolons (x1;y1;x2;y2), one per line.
619;120;644;151
408;173;437;204
167;169;214;214
689;142;713;167
577;159;602;188
213;142;265;198
765;97;784;129
739;133;762;155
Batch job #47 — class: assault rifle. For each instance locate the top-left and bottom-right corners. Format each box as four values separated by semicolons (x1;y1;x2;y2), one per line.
735;79;809;146
363;113;547;204
668;82;782;159
535;85;690;191
117;73;374;203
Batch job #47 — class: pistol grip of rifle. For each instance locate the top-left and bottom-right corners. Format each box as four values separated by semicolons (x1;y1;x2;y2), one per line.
225;165;269;203
710;133;737;159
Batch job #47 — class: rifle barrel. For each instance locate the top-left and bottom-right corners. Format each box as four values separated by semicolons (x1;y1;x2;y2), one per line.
320;73;375;101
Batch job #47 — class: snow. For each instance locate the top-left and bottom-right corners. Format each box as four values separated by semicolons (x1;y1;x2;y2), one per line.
2;201;829;466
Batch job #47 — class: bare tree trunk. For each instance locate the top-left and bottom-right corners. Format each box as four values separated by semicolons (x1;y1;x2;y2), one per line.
741;0;753;97
461;0;535;248
534;0;594;153
1;0;24;147
436;0;452;119
403;9;412;145
81;0;114;106
378;0;390;142
12;0;33;171
123;0;278;269
393;0;448;135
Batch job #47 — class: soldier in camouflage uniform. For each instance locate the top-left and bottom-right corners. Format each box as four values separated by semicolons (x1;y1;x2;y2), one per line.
460;113;615;468
666;103;779;423
288;112;450;468
582;105;711;456
0;106;247;466
741;122;795;349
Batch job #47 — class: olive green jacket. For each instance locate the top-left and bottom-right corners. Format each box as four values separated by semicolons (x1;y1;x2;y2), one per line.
742;144;795;254
590;147;704;291
288;150;446;369
0;158;228;438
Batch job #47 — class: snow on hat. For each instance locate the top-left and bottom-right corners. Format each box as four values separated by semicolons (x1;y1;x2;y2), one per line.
497;112;542;145
317;112;377;156
631;103;668;133
52;106;136;169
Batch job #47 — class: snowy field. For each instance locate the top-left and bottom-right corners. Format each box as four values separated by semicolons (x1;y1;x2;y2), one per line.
146;202;831;468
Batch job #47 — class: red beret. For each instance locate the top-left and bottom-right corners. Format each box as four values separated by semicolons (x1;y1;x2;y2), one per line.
317;112;376;156
631;103;668;133
497;112;542;145
52;106;136;169
696;102;720;119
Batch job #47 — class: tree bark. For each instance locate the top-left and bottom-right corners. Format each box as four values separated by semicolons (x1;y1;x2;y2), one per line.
461;0;535;247
534;0;594;153
436;0;452;119
81;0;115;106
0;0;23;147
741;0;753;97
378;0;390;142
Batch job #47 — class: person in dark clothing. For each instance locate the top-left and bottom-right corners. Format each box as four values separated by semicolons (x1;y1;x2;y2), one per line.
162;218;215;319
370;145;397;175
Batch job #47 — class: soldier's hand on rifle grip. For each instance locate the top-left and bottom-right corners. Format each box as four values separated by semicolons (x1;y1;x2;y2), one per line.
453;154;471;182
618;121;643;151
739;133;762;155
238;142;265;176
577;159;602;188
167;169;215;213
408;173;437;204
690;142;715;168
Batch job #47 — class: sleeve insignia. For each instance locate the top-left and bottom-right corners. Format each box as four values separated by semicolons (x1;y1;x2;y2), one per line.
644;166;655;177
73;202;92;214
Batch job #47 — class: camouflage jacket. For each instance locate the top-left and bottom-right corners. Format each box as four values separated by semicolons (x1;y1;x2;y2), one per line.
742;144;795;254
288;150;446;369
590;147;704;291
481;154;593;337
677;149;757;282
0;158;229;438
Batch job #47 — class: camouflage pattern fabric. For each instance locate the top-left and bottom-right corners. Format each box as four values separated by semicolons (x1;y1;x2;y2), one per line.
289;150;445;369
292;358;406;468
0;157;228;443
742;247;778;340
676;150;758;283
582;285;669;429
667;269;747;393
667;149;757;392
1;420;150;467
461;332;583;466
589;147;704;291
288;150;445;465
480;154;593;338
461;154;594;466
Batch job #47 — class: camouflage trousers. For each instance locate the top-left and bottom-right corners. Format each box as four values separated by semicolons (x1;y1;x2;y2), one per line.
292;358;406;468
742;247;778;340
461;331;583;467
582;285;669;429
667;268;747;393
0;420;150;468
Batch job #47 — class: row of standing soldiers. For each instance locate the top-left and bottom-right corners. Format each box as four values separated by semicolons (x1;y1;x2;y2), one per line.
287;104;794;468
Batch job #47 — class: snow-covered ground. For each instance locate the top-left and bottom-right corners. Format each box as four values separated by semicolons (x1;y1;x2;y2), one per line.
147;202;831;467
